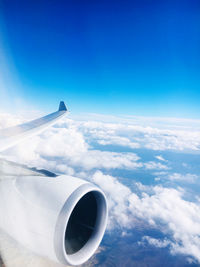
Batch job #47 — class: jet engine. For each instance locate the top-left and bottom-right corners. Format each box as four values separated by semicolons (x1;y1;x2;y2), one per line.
0;175;108;266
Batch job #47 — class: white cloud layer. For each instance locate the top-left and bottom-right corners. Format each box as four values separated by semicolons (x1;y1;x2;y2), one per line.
1;112;200;263
92;171;200;262
168;173;198;183
3;123;142;172
140;236;171;248
73;116;200;152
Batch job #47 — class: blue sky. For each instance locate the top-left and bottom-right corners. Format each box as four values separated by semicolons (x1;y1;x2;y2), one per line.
0;0;200;118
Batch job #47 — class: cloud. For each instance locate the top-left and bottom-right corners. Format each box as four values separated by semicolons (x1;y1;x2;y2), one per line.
1;112;200;263
0;113;23;129
69;150;142;170
131;186;200;262
98;136;140;149
140;236;171;248
168;173;198;183
155;155;167;162
0;115;143;172
90;171;200;262
90;171;135;229
73;116;200;152
154;172;199;184
4;131;142;172
144;161;169;170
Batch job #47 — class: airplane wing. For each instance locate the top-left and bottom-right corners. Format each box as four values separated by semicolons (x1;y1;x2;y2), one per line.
0;101;68;152
0;157;57;179
0;100;108;267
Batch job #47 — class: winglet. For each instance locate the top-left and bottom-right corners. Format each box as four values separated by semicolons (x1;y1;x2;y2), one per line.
58;101;67;111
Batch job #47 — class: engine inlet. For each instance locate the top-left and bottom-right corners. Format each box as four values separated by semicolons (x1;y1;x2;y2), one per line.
65;192;97;254
54;183;107;266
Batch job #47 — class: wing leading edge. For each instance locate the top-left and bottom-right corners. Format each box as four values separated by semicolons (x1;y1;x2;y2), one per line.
0;101;68;152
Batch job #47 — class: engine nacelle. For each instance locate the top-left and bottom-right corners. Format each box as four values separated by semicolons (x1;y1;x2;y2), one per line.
0;175;108;266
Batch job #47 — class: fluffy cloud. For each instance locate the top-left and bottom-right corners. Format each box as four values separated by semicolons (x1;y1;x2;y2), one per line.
155;155;167;162
2;116;155;172
91;171;134;229
0;113;23;129
73;116;200;152
4;124;142;172
140;236;171;248
90;171;200;262
1;112;200;263
168;173;198;183
144;161;169;170
154;172;199;184
98;136;140;149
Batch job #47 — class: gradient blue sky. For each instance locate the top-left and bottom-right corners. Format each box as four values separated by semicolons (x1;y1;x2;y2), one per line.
0;0;200;118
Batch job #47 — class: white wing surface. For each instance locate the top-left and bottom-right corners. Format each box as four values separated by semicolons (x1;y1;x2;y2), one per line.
0;101;68;152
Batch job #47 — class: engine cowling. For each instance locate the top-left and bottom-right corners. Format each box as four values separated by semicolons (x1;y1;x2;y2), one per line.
0;175;108;266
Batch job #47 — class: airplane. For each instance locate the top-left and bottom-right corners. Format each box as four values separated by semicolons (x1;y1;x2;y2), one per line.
0;102;108;266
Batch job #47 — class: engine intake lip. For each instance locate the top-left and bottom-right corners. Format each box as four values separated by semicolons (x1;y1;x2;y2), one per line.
54;183;108;266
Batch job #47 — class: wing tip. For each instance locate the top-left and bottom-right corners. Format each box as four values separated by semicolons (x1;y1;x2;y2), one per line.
59;101;67;111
